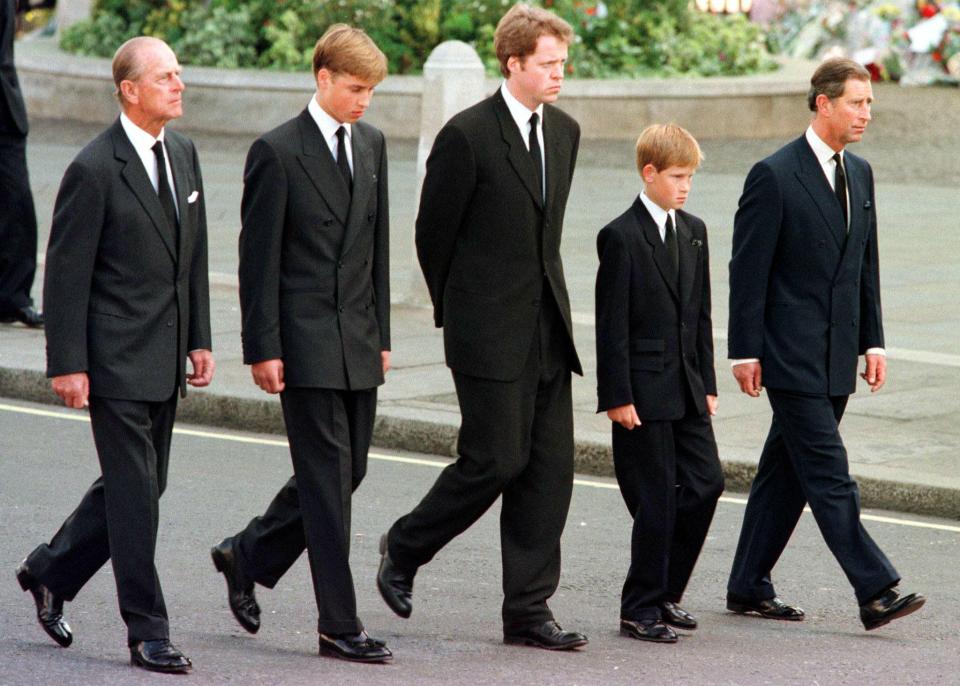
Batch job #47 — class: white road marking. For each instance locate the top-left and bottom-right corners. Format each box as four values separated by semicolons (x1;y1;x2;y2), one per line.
3;401;958;533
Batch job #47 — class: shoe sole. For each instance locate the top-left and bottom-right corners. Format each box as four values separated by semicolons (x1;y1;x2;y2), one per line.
726;601;805;621
319;644;393;663
863;596;926;631
503;636;589;650
618;628;678;643
130;656;192;674
661;620;697;631
210;546;260;635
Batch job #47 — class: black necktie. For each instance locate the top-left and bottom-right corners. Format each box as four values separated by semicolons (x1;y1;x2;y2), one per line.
832;152;848;230
336;126;352;195
664;213;679;280
151;141;179;243
528;112;544;203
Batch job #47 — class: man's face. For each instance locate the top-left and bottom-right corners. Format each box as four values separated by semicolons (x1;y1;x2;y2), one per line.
125;43;184;129
642;164;696;211
822;78;873;147
506;34;568;110
316;69;377;124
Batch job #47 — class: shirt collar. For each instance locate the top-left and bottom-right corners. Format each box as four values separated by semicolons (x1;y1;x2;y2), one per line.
805;125;842;166
120;111;164;152
500;82;544;133
639;190;674;230
308;94;351;143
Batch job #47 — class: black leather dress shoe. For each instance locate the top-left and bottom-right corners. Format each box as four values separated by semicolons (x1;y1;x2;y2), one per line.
620;618;678;643
659;601;697;630
16;562;72;647
860;587;925;631
211;538;260;634
319;632;392;663
726;593;805;621
130;639;192;673
376;534;414;618
504;620;589;650
0;306;43;327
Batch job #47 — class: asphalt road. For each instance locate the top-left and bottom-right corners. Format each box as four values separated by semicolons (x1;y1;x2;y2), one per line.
2;398;958;685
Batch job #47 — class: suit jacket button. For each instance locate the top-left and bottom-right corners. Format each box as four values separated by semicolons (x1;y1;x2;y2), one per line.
323;219;333;226
368;213;375;222
337;261;343;269
166;320;173;327
531;299;540;306
338;306;344;313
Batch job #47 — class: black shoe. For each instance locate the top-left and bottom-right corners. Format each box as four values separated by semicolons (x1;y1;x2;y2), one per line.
0;306;43;327
376;534;414;619
860;587;925;631
16;561;72;647
726;593;805;621
620;618;678;643
504;620;589;650
659;601;697;630
129;639;192;674
319;632;392;663
211;538;260;634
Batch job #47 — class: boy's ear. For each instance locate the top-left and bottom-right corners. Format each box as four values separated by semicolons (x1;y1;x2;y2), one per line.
641;163;658;184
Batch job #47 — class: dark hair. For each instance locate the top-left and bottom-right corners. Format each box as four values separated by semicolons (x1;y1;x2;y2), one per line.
807;58;871;111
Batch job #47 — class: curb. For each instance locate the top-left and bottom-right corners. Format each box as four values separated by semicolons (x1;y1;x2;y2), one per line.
3;365;957;520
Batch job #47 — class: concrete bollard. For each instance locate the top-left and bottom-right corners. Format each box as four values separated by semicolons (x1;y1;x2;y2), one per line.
404;40;487;306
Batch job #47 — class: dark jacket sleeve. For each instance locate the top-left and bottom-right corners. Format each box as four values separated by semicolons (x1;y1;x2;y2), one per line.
43;159;105;377
187;140;212;352
858;161;884;352
595;225;634;412
728;160;782;360
696;222;718;396
238;137;288;364
414;123;477;327
374;130;391;350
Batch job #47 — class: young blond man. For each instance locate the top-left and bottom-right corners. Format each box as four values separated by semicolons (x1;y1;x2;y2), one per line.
377;3;587;651
595;124;724;643
211;24;392;663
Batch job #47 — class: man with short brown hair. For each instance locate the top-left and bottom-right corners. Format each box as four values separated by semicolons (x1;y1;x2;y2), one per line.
210;24;392;663
377;3;587;651
726;57;924;631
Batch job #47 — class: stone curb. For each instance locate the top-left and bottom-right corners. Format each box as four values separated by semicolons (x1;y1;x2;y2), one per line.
4;365;958;520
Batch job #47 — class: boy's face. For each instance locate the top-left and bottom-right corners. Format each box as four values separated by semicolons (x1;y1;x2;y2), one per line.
315;69;377;124
642;164;696;211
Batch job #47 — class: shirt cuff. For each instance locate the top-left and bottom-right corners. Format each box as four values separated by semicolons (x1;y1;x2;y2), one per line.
730;358;760;367
865;348;885;356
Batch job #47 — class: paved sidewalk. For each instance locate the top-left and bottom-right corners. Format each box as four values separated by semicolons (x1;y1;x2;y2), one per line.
2;90;958;517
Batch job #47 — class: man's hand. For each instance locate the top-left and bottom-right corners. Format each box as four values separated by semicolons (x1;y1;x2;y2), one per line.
381;350;391;375
187;349;215;387
706;394;718;416
51;372;89;409
606;403;641;430
732;362;763;397
861;353;886;393
251;359;285;394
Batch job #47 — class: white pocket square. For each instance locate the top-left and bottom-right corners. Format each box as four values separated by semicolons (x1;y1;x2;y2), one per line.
187;190;199;204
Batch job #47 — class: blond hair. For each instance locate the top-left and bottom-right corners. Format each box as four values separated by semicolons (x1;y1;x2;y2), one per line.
635;124;703;173
493;3;574;78
312;24;387;83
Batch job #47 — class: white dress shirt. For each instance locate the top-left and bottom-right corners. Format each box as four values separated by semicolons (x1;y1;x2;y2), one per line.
501;82;545;198
308;94;353;173
638;190;675;243
120;112;178;219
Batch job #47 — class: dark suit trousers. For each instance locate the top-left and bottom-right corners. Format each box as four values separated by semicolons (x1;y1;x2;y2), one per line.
25;395;177;644
0;133;38;313
234;387;375;635
613;407;723;621
728;390;899;605
388;302;575;632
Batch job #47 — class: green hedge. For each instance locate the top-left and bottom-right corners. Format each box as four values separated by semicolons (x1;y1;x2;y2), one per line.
61;0;776;78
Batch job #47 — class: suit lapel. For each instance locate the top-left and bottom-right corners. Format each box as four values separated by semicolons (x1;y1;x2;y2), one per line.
836;153;867;271
543;106;570;214
340;124;375;257
632;198;679;303
793;137;846;249
295;110;351;225
112;120;177;261
492;92;543;211
675;212;697;308
167;134;194;269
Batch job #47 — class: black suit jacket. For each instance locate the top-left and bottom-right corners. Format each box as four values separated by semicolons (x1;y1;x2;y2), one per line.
728;136;883;396
595;198;716;420
44;118;212;400
0;0;28;136
415;90;581;382
238;110;390;391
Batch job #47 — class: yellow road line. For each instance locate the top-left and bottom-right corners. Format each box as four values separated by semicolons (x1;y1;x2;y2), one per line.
3;402;958;533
